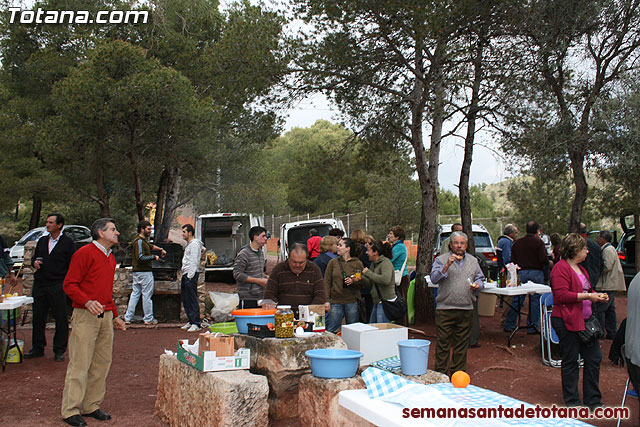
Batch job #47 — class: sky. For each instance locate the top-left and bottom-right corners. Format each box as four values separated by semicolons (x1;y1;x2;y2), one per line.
283;95;511;193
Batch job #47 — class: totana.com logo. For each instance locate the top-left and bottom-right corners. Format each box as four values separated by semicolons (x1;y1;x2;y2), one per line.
8;7;148;24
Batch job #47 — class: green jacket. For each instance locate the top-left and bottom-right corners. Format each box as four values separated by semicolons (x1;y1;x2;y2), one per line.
361;255;396;304
324;257;365;304
131;235;154;272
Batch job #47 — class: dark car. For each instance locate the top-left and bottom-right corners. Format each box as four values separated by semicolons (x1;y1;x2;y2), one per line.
616;214;637;287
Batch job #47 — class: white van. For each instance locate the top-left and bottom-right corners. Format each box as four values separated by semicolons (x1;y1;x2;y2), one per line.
195;213;265;273
279;218;345;260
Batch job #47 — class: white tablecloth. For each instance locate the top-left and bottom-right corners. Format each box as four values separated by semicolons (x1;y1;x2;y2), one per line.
339;383;592;426
0;296;34;310
426;276;551;297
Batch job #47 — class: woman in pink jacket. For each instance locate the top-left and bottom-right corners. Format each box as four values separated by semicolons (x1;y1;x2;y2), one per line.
550;233;609;409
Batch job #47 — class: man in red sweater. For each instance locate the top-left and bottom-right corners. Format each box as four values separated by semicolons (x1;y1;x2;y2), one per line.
61;218;126;427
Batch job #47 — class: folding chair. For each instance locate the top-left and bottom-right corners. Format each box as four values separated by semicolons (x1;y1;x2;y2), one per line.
540;292;561;367
618;344;638;427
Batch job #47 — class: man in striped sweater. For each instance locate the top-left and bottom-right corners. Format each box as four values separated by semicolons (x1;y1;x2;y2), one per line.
233;226;268;309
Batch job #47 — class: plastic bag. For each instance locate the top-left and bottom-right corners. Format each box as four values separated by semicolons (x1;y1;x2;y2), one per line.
206;250;218;266
209;291;239;323
505;262;520;287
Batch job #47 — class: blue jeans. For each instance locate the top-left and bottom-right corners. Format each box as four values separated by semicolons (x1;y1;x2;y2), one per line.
504;269;544;333
125;271;154;323
181;273;201;326
326;301;359;333
370;302;390;323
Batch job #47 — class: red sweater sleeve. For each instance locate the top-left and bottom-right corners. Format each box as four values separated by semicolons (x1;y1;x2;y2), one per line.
63;248;92;308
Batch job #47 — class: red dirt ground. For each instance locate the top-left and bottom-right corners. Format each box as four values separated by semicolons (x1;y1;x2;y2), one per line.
2;274;637;426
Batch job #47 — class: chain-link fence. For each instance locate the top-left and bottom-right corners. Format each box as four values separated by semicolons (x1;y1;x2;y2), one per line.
264;212;518;243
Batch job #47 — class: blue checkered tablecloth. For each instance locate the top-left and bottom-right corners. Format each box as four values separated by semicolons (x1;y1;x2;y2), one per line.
370;356;402;374
362;367;414;398
360;368;593;426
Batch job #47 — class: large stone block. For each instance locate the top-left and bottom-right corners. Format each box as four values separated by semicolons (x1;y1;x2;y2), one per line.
233;332;347;421
155;354;269;427
392;369;450;385
298;374;373;427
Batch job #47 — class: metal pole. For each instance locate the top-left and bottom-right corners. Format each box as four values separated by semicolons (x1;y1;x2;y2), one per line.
347;213;350;235
365;210;368;231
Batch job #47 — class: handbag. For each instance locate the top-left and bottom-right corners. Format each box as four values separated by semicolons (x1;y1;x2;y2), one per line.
374;282;407;322
578;314;605;344
394;253;408;286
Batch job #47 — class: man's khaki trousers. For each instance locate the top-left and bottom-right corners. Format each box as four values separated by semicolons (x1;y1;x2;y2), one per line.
61;309;113;418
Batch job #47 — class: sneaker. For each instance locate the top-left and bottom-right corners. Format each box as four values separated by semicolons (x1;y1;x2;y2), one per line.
144;319;158;325
187;324;201;332
181;323;192;330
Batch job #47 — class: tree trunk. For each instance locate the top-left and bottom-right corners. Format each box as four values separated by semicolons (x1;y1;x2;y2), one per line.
153;167;170;240
635;213;640;274
128;149;145;221
414;76;444;323
95;162;111;218
459;39;484;254
154;166;182;243
567;146;587;233
29;195;42;230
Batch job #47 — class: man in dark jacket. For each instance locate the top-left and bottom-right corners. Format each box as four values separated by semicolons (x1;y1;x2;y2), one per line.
579;223;604;288
25;213;76;362
506;220;549;334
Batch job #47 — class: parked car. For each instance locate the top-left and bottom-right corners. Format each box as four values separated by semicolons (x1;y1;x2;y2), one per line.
279;218;345;260
10;225;93;269
434;223;498;279
617;214;637;287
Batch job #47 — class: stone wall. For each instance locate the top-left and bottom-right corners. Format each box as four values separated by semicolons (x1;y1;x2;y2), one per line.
21;241;206;323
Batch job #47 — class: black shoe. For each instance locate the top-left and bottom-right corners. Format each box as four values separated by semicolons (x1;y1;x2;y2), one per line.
527;328;540;335
82;409;111;421
24;350;44;359
54;353;65;362
504;328;515;333
468;343;481;348
62;415;87;427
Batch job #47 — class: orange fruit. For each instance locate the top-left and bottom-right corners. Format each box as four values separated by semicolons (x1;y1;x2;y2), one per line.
451;371;470;388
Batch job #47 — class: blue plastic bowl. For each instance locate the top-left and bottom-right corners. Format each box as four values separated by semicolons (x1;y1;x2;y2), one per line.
305;349;363;379
233;314;275;334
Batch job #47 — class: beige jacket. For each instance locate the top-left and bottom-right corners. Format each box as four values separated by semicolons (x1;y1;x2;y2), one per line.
596;243;626;292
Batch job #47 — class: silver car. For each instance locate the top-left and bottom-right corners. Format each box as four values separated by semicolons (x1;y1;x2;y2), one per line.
9;225;93;268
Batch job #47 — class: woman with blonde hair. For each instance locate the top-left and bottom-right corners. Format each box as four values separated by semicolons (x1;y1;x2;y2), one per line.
313;235;338;276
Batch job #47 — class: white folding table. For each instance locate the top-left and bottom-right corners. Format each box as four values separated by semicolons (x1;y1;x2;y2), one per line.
0;296;34;371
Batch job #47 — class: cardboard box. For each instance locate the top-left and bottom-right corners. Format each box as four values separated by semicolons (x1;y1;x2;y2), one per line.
341;323;408;365
477;293;497;317
177;339;250;372
198;332;235;356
